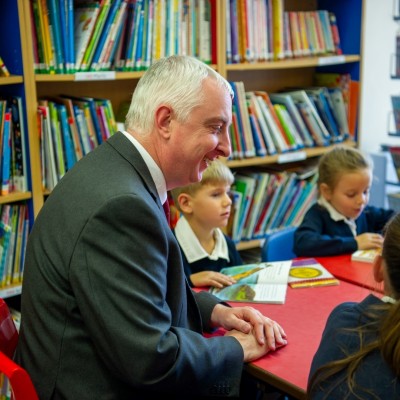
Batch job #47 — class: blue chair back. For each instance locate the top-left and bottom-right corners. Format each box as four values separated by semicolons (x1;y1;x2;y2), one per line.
261;227;297;262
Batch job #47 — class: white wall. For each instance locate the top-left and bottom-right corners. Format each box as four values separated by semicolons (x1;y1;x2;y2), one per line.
359;0;399;152
359;0;400;199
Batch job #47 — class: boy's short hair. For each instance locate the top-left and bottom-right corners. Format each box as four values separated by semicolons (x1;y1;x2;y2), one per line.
171;159;234;212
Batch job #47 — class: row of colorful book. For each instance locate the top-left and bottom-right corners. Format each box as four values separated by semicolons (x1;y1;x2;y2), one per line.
0;97;28;196
0;204;29;289
228;168;318;243
226;0;342;64
229;72;358;160
30;0;213;74
38;95;117;191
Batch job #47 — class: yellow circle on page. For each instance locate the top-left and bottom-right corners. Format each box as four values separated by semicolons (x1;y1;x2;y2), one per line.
290;267;322;279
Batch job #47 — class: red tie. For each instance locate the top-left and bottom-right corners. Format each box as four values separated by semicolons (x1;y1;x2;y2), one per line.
162;201;170;224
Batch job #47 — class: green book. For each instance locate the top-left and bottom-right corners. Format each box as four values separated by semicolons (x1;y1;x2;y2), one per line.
80;0;111;71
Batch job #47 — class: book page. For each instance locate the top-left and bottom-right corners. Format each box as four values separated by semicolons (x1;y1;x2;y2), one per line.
210;283;287;304
209;261;291;304
219;261;291;285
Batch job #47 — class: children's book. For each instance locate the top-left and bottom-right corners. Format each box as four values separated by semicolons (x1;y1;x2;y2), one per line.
351;249;381;263
209;261;291;304
288;258;339;288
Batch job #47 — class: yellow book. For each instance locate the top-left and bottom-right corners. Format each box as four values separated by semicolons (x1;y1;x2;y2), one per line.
38;0;55;73
298;11;311;57
0;57;10;77
272;0;284;60
288;258;339;288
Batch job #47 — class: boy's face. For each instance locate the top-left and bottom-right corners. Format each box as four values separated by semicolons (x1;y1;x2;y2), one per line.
189;183;232;229
321;168;372;219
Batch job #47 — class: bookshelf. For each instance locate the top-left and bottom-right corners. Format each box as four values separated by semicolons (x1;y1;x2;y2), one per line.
1;0;364;275
0;0;42;298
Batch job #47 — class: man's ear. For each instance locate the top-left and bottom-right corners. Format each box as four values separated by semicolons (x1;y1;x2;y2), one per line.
155;105;172;138
373;254;384;283
319;183;332;201
177;193;193;214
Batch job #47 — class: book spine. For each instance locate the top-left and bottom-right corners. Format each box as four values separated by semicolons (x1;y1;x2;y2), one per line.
47;0;65;73
1;111;12;195
91;0;121;71
329;12;342;55
40;0;56;74
74;4;100;71
81;0;111;71
272;0;284;60
58;0;70;72
0;57;10;77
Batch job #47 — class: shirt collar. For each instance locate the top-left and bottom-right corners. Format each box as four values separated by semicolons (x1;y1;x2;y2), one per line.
174;216;230;263
121;131;167;204
381;295;398;304
318;196;357;236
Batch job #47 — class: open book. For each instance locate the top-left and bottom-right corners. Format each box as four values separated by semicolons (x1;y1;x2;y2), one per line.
351;249;381;263
209;261;291;304
288;258;339;288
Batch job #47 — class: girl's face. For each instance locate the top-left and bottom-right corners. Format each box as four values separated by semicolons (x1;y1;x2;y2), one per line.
321;168;372;219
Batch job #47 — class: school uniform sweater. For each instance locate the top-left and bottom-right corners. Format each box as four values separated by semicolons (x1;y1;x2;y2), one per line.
293;203;394;257
308;294;400;399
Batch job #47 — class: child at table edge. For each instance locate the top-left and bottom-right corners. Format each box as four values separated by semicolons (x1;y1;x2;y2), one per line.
307;212;400;399
171;158;243;288
293;146;394;257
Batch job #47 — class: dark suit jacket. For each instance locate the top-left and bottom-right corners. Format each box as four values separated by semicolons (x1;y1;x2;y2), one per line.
15;132;243;399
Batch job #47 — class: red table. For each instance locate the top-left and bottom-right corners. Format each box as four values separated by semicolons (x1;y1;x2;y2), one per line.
315;254;383;293
239;280;377;399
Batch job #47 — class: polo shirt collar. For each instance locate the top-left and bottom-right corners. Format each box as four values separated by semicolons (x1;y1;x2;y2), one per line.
318;196;357;237
175;216;230;263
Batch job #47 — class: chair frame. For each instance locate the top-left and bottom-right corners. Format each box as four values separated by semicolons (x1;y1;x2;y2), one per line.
261;227;297;262
0;298;38;400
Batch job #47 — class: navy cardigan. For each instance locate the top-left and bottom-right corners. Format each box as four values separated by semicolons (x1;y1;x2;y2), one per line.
293;203;394;257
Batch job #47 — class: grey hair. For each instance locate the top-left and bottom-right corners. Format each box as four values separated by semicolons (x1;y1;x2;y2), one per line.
125;55;233;135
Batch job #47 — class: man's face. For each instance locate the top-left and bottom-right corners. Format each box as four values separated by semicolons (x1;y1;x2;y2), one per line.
166;79;232;189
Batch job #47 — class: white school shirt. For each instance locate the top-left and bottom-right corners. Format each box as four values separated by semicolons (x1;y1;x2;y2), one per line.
318;196;357;237
121;130;167;204
174;216;230;263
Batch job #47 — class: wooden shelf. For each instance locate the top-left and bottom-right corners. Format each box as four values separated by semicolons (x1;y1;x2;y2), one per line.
225;55;360;72
0;75;23;85
0;284;22;299
0;192;32;204
236;239;264;251
226;139;356;169
35;71;144;82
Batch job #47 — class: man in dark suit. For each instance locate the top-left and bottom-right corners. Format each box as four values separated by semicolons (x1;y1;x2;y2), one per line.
16;55;287;399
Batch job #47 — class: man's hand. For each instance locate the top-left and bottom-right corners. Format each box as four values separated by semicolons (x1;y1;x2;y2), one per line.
211;304;287;353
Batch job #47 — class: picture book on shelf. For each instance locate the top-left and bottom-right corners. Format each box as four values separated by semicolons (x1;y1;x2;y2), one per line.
288;258;339;288
209;261;291;304
351;249;381;263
